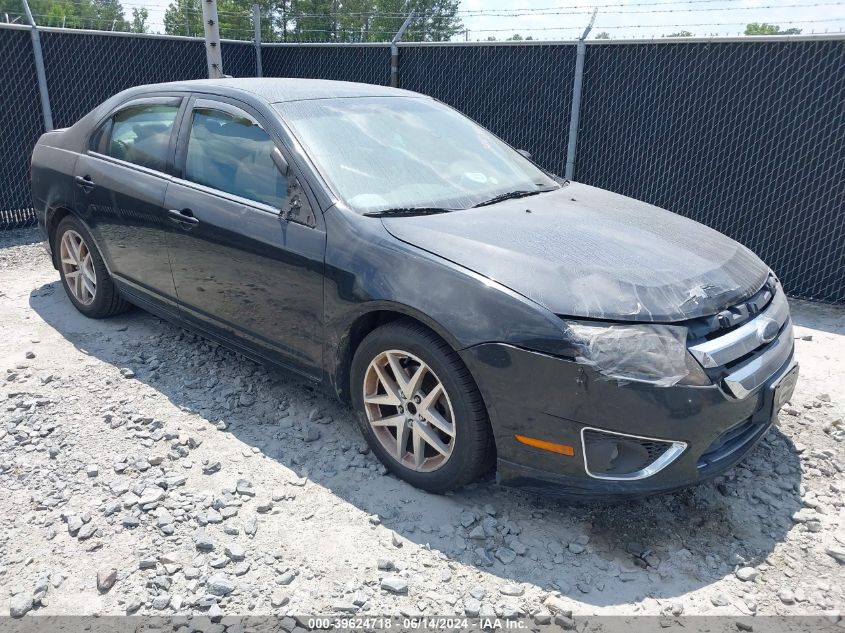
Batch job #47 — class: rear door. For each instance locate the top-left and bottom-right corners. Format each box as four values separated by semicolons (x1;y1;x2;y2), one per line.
73;96;185;312
165;96;326;376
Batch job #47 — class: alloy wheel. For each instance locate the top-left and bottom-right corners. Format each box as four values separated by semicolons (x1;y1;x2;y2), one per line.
363;349;456;472
60;229;97;305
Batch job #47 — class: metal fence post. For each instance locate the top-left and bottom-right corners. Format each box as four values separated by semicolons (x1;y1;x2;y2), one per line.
201;0;224;79
21;0;53;131
390;11;414;88
564;10;597;181
253;4;263;77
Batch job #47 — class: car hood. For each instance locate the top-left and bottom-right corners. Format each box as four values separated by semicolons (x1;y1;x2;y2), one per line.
381;183;770;322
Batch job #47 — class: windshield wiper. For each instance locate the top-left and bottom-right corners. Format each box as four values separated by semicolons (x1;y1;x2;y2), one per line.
363;207;455;218
473;187;557;208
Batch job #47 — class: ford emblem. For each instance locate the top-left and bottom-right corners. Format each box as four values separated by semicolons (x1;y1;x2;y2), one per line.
757;317;779;344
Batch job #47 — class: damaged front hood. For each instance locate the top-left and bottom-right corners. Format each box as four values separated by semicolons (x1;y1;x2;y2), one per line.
382;183;769;322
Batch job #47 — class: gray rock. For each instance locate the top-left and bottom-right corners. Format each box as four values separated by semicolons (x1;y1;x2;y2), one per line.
210;556;229;569
825;546;845;563
202;461;222;475
151;594;170;610
207;573;235;596
468;525;486;540
543;595;572;616
460;512;475;527
736;567;759;582
208;602;223;620
77;523;97;540
779;589;795;604
244;514;258;536
206;509;223;524
122;515;140;528
377;559;395;571
138;485;165;506
475;548;495;567
381;576;408;594
194;528;214;550
10;592;33;618
496;548;517;564
96;569;117;593
225;542;246;561
463;597;481;617
710;593;731;607
236;479;255;497
499;582;523;596
276;570;295;585
303;427;321;442
66;516;83;535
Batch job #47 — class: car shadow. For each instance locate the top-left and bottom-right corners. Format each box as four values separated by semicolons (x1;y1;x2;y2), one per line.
29;280;803;609
788;298;845;337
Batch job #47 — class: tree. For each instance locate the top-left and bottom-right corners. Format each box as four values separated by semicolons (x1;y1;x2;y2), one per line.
130;7;148;32
745;22;802;35
594;31;610;39
666;30;693;37
163;0;266;39
163;0;201;36
506;33;523;41
0;0;128;29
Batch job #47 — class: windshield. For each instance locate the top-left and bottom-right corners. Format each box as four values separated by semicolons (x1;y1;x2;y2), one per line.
274;97;560;214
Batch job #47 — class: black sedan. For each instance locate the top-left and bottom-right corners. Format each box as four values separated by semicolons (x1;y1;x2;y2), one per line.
30;78;798;497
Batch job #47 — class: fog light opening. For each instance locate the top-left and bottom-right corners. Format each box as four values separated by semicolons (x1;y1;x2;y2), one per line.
581;427;687;481
584;439;650;475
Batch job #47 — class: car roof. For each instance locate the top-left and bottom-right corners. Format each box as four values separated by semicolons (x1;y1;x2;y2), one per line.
133;78;423;104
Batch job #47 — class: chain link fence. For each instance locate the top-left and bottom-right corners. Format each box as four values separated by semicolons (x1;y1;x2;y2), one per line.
0;26;45;229
0;23;842;303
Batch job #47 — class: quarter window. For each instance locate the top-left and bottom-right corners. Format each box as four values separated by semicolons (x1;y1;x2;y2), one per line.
184;107;286;208
106;104;179;171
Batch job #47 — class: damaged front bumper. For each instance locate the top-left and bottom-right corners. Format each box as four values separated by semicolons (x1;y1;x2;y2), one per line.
459;289;798;499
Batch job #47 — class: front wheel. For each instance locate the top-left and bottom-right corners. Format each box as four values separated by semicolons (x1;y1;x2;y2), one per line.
350;319;494;493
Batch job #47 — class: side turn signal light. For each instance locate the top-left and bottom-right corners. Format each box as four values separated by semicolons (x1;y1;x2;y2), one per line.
514;434;575;456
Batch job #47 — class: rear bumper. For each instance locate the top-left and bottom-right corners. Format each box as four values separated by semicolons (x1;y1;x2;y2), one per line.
459;342;796;500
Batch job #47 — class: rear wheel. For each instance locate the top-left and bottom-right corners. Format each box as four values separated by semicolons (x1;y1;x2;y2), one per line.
351;319;494;493
55;216;130;318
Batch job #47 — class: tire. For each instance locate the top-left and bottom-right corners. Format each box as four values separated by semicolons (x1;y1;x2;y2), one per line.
54;215;131;318
350;319;494;493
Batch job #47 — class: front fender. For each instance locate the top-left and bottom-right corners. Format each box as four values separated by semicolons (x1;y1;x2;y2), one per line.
322;207;568;395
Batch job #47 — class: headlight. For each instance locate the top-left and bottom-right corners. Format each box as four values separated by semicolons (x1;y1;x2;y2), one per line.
563;321;711;387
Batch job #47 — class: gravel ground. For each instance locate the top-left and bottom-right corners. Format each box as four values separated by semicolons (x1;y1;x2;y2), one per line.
1;227;843;621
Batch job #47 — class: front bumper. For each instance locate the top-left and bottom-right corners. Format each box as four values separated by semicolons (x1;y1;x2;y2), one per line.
459;342;796;500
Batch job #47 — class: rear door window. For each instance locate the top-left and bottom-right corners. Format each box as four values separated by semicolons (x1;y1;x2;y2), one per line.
184;107;286;209
106;104;180;172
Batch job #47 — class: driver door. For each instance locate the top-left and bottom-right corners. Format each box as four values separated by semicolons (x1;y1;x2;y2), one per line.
165;97;325;377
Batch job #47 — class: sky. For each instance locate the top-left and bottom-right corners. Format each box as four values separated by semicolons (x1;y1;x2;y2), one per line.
457;0;845;40
138;0;845;40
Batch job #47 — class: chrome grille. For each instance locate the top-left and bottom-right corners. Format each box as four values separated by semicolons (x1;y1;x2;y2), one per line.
688;283;794;399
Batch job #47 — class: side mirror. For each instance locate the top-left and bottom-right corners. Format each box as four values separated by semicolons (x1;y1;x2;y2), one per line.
516;149;532;161
271;147;289;178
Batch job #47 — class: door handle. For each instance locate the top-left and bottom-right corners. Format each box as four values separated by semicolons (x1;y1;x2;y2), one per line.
167;208;200;228
74;175;95;191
